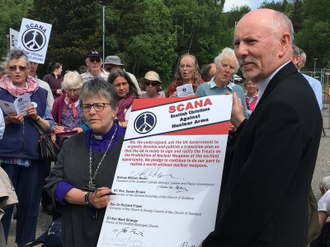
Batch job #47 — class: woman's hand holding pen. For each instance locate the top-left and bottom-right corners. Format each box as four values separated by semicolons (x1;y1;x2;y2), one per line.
89;187;113;209
54;123;65;133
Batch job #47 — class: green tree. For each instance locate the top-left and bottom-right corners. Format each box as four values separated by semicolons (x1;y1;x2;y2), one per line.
0;0;33;58
29;0;106;76
295;0;330;68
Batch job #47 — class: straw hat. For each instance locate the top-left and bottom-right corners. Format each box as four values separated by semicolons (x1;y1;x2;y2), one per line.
139;71;162;91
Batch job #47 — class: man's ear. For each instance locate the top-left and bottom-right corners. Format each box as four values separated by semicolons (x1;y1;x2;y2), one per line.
278;32;291;57
85;58;89;67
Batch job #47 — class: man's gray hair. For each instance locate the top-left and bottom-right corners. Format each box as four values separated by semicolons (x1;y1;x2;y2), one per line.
273;11;294;42
214;47;239;73
5;49;29;67
300;49;306;64
319;176;330;191
291;44;301;59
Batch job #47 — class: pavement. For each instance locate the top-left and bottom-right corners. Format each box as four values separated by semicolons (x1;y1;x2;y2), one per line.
6;106;330;246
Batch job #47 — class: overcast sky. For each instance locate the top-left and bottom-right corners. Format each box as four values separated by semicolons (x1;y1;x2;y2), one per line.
223;0;279;12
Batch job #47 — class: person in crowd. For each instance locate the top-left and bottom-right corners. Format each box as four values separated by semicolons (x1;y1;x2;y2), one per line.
43;62;64;99
78;65;88;74
200;63;217;82
291;44;322;110
310;176;330;247
81;49;108;83
244;78;258;116
51;71;86;147
28;61;55;216
166;54;202;97
195;47;248;119
0;49;54;246
200;9;322;247
45;77;125;247
103;55;141;94
139;71;165;99
28;62;54;110
0;62;6;79
299;49;306;70
107;68;139;129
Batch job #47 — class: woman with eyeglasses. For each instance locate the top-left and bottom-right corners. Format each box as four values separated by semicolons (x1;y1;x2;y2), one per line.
51;71;87;147
0;49;54;246
166;54;202;97
42;62;64;99
107;68;139;128
139;71;165;99
45;77;125;246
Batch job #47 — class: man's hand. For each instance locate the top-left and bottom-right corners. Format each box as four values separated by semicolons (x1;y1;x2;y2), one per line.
226;92;245;129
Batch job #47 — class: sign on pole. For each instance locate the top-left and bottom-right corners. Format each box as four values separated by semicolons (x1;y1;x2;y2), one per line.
17;18;52;64
9;28;19;50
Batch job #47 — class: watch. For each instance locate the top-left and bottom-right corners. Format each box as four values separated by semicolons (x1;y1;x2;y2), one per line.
35;116;40;122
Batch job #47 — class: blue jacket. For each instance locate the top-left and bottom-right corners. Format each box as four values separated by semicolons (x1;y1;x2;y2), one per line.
0;87;47;160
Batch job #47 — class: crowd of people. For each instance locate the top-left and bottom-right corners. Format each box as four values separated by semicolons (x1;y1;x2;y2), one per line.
0;7;325;247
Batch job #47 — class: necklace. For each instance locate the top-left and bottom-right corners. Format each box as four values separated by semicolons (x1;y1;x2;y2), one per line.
87;123;118;188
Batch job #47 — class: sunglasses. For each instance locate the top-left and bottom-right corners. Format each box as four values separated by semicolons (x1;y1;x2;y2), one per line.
8;66;27;71
105;66;114;72
89;58;101;63
145;82;158;87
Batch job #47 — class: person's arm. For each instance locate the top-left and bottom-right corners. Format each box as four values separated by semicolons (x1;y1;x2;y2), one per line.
26;103;51;132
202;100;306;246
64;187;112;209
0;109;4;139
318;211;328;232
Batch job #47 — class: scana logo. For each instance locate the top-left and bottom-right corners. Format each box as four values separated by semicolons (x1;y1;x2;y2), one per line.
134;112;157;134
22;28;46;52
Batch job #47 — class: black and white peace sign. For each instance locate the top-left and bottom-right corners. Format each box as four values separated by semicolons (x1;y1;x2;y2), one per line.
22;29;46;52
134;112;157;134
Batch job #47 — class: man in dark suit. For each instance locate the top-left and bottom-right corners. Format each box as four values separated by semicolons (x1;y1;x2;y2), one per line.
201;9;322;247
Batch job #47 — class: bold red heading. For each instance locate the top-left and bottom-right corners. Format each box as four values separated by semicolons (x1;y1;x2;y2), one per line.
168;98;212;113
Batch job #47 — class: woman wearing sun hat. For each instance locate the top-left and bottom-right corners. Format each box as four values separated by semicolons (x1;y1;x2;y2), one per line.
139;71;165;99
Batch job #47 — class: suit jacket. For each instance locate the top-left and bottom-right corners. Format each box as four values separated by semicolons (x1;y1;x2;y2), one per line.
203;62;322;247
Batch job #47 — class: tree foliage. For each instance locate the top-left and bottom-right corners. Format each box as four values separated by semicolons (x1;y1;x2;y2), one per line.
0;0;329;82
0;0;33;58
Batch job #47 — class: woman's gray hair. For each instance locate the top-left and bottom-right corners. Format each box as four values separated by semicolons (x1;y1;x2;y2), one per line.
319;176;330;191
5;49;29;67
214;47;239;73
62;71;83;91
80;76;119;110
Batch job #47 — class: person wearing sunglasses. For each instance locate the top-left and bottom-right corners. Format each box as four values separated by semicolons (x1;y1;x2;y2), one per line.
81;49;109;83
139;71;165;99
45;77;125;247
42;61;64;99
0;49;54;247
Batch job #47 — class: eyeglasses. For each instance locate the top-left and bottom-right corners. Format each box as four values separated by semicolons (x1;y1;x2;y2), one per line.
105;66;114;72
145;82;158;87
66;88;81;93
89;58;101;63
80;103;111;112
8;66;27;71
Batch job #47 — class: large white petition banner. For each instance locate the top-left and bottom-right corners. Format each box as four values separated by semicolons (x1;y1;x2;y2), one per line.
97;95;232;247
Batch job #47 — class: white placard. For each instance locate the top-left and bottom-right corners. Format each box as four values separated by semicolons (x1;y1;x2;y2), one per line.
176;84;194;97
9;28;19;50
97;95;233;247
17;18;52;64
